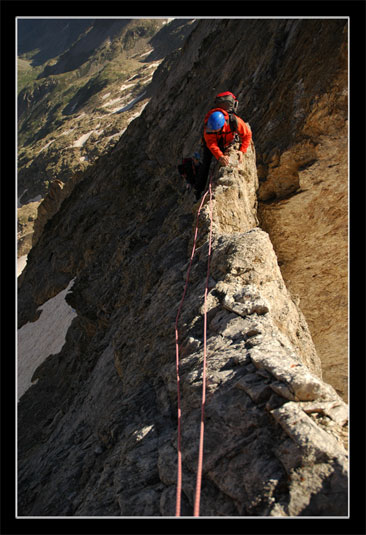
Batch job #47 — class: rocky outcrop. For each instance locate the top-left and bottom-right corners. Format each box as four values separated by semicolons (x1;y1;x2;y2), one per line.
17;78;58;119
154;148;347;516
17;18;348;517
31;178;78;248
17;200;40;258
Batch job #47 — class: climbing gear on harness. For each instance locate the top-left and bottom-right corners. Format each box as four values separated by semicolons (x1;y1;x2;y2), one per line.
175;170;214;517
207;111;226;132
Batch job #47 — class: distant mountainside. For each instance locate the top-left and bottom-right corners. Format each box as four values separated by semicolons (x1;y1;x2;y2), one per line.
17;19;93;66
17;18;197;257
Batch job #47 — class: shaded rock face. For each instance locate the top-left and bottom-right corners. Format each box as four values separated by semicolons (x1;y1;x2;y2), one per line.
17;19;348;517
31;177;80;248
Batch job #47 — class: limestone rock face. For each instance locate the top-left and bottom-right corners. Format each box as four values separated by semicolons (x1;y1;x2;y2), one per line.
256;25;348;401
258;129;348;402
17;18;348;517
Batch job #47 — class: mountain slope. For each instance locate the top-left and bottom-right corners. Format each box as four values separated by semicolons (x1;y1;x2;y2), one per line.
17;18;198;259
17;19;196;202
17;18;348;517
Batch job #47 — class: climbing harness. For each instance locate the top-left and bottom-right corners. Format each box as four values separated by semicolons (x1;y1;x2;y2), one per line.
175;171;214;517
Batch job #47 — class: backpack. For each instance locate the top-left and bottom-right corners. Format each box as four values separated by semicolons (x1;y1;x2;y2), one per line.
214;91;239;113
214;91;239;133
201;91;239;137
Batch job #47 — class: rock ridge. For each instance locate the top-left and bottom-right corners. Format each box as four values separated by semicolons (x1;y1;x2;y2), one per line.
18;136;348;517
153;146;348;516
17;18;348;517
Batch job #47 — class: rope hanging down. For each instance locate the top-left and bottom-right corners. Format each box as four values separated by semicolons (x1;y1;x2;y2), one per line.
175;173;214;517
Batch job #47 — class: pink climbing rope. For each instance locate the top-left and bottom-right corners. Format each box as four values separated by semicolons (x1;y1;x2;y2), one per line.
193;179;213;517
174;175;213;517
175;187;209;516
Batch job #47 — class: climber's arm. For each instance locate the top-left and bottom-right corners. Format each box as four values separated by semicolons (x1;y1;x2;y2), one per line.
204;131;224;160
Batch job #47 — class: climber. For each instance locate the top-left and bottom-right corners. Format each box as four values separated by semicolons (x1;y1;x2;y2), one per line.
194;91;252;200
177;152;202;193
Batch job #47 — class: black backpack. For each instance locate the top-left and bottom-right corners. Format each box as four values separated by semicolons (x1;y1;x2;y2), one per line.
214;91;239;113
178;158;200;186
214;91;239;133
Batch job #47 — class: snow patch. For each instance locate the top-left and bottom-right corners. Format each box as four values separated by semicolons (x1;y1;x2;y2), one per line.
72;127;103;148
119;82;136;92
138;49;153;57
145;61;163;70
57;128;74;137
112;92;146;114
38;140;55;154
139;75;154;85
103;97;124;108
73;132;93;147
128;101;149;121
102;92;134;109
17;255;28;276
28;194;42;203
113;100;150;135
17;279;77;401
105;131;125;142
18;189;28;208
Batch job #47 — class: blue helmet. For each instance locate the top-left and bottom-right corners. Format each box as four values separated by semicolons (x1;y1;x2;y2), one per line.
207;111;226;131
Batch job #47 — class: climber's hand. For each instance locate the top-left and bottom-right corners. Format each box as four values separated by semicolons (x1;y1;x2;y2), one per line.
238;151;244;164
219;155;230;166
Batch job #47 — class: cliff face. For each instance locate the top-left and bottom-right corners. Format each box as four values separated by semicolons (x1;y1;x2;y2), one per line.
17;19;348;517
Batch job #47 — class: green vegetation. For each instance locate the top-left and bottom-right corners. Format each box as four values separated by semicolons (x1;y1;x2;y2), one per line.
17;57;44;93
94;57;142;85
17;201;40;231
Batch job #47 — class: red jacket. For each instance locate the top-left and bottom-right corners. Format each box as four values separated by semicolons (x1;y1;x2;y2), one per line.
203;108;252;160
